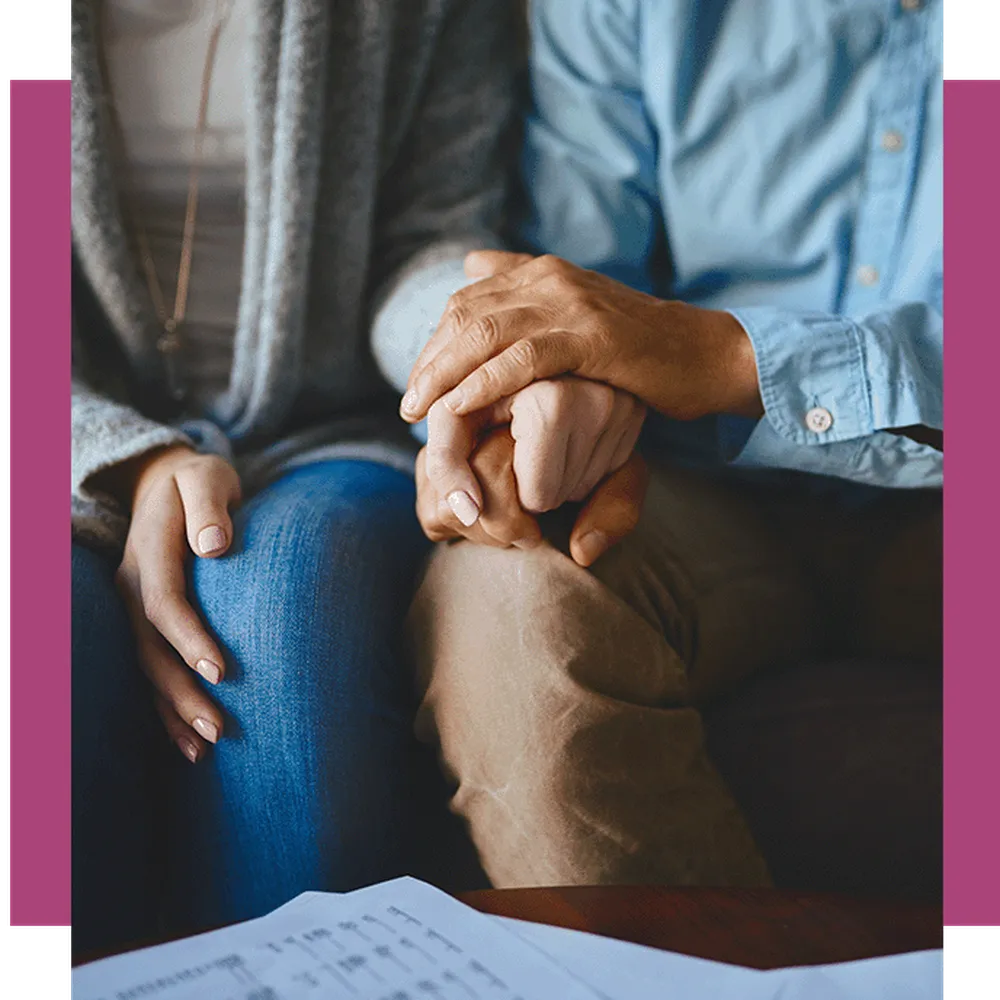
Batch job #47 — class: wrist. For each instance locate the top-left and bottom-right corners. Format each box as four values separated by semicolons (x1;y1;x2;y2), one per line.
104;444;196;511
698;307;764;420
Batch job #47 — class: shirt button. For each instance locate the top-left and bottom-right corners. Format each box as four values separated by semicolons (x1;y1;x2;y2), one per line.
880;129;905;152
900;0;921;10
805;406;834;434
856;264;880;286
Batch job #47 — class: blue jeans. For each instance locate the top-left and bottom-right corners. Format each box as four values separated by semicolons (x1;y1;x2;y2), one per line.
73;460;449;953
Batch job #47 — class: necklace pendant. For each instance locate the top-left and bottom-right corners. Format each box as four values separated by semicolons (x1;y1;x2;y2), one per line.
157;318;182;356
157;320;187;402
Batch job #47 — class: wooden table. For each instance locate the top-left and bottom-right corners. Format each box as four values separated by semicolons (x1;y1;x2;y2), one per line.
75;887;942;972
459;886;942;970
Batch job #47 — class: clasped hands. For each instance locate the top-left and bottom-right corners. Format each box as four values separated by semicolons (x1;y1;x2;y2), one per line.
110;250;762;765
406;251;763;562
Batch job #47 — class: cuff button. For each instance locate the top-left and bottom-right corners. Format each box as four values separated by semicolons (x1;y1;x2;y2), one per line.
805;406;834;433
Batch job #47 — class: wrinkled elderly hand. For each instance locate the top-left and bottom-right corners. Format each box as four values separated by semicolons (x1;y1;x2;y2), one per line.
400;251;763;425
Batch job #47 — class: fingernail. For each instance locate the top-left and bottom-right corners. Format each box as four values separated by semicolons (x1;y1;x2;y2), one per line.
197;525;227;555
443;389;465;413
401;388;420;416
178;737;200;763
576;530;608;567
447;490;480;527
196;659;222;685
192;717;220;744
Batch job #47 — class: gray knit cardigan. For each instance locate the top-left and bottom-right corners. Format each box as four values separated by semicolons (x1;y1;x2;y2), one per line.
71;0;518;548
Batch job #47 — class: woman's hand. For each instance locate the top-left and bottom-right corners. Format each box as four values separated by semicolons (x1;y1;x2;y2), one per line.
114;445;241;763
416;424;650;568
420;378;645;527
417;426;542;550
400;251;763;424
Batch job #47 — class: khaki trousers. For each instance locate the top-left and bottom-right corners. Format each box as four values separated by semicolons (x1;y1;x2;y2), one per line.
408;462;942;888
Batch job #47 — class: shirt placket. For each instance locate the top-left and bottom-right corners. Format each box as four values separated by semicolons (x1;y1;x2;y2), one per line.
843;0;933;317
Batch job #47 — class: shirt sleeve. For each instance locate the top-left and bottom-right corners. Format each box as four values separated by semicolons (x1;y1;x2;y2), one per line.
517;0;663;293
726;300;942;488
520;0;942;489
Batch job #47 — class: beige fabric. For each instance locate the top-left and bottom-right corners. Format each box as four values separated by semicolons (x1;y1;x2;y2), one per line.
408;463;941;888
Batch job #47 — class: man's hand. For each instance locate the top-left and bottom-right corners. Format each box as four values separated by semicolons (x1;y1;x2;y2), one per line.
416;425;649;567
400;251;763;425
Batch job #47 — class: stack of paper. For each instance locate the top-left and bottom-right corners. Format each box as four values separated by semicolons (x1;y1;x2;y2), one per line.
73;877;942;999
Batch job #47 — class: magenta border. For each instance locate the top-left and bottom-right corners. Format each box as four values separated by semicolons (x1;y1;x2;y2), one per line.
10;80;72;925
943;80;1000;926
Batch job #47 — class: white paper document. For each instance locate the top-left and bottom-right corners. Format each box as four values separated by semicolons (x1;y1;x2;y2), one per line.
73;877;942;1000
497;916;943;1000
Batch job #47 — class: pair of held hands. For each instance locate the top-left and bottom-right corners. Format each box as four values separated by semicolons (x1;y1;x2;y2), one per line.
409;250;759;561
113;251;763;762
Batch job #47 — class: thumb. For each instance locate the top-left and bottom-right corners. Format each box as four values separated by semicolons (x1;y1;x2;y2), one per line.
464;250;534;279
175;458;241;558
424;397;512;527
569;452;649;568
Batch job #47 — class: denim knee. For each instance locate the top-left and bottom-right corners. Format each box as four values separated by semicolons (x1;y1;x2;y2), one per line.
165;463;432;919
187;461;427;719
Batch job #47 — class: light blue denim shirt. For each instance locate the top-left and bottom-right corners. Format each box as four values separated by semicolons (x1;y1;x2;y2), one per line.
518;0;942;488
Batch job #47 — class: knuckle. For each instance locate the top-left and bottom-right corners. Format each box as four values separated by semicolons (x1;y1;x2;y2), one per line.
472;362;502;398
141;588;176;629
468;313;499;351
444;296;468;329
587;382;616;424
534;379;562;411
521;484;556;514
519;381;557;427
508;337;540;374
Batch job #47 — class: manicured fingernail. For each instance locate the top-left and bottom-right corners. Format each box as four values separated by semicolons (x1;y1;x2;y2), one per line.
197;525;227;555
576;530;608;566
178;737;200;763
401;388;420;416
443;389;465;413
447;490;480;527
192;717;220;744
196;659;222;685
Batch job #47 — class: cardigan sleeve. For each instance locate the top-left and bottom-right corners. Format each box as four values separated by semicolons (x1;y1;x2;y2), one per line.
72;374;192;549
368;0;521;394
71;297;191;548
